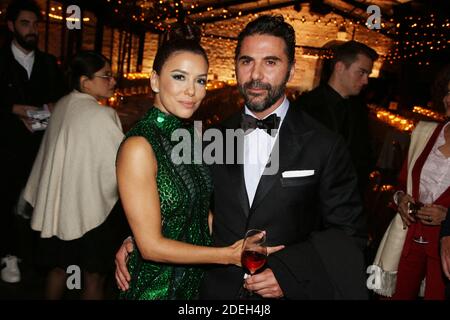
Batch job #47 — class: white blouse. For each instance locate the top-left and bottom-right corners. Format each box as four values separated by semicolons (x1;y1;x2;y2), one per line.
419;122;450;204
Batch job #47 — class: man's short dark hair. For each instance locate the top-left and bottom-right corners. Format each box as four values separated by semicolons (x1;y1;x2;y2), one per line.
332;40;378;69
6;0;41;22
235;15;296;66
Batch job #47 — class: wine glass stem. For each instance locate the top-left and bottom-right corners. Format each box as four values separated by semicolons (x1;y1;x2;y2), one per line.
247;273;254;296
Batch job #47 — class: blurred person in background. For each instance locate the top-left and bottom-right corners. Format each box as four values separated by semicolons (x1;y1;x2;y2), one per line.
23;51;124;299
390;64;450;300
0;0;65;284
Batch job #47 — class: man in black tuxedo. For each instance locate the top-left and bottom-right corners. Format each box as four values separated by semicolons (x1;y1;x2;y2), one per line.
0;0;65;283
293;41;378;197
115;15;367;299
200;15;367;300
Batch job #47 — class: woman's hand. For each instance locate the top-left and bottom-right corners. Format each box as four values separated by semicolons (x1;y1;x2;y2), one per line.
416;204;447;226
225;238;285;267
115;237;134;291
226;239;245;266
397;192;416;227
267;245;285;255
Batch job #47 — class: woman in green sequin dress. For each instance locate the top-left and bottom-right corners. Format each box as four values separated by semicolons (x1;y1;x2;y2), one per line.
117;38;244;300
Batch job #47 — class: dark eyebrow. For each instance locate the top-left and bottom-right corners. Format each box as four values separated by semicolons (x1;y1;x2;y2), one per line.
264;56;282;61
359;68;370;74
238;55;253;61
238;55;282;62
170;69;207;77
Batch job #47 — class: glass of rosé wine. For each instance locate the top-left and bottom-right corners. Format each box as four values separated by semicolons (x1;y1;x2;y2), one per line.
238;229;267;299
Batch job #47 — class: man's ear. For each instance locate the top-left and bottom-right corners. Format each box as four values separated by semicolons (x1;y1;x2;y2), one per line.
334;61;346;74
150;71;160;93
7;21;15;33
288;60;296;82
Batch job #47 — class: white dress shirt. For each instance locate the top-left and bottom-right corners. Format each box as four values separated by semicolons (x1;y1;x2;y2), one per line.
244;96;289;206
419;122;450;204
11;42;35;79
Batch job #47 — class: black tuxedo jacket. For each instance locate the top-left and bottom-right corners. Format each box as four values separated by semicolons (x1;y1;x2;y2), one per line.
294;84;373;195
200;103;368;299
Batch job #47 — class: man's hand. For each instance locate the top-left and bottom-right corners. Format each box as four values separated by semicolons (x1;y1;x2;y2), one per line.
244;268;284;299
12;104;38;118
441;236;450;279
115;237;134;291
12;104;39;132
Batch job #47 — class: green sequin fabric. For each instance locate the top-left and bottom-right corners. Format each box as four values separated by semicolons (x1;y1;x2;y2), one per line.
119;107;212;300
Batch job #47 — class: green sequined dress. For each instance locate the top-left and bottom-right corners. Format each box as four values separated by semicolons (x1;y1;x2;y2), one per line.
119;107;212;300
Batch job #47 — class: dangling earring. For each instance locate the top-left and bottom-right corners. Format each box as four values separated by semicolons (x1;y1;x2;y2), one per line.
150;82;159;93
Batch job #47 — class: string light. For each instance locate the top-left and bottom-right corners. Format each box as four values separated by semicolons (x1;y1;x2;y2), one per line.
39;1;446;82
413;106;446;122
369;105;415;132
381;12;449;65
47;13;90;22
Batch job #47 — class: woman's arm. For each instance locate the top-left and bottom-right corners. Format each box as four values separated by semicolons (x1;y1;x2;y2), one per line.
116;137;241;266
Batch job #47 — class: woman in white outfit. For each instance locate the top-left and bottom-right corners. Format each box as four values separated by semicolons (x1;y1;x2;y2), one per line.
23;51;124;299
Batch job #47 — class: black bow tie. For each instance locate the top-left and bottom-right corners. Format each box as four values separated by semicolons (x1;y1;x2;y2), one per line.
240;113;281;133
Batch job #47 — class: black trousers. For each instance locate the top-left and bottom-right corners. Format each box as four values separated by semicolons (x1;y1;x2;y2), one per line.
0;144;38;258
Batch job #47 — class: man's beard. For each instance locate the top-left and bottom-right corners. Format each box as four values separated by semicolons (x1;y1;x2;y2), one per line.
238;73;290;113
14;31;38;51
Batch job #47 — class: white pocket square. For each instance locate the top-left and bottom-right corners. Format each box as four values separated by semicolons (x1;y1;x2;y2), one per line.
282;170;315;178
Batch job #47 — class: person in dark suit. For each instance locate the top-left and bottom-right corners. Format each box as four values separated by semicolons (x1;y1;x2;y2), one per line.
293;41;378;197
115;15;367;299
0;0;65;283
